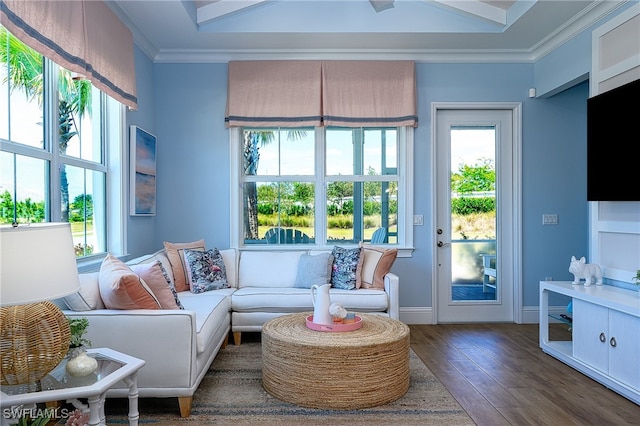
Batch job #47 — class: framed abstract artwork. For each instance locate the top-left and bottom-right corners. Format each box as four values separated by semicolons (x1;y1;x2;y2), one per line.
130;126;157;216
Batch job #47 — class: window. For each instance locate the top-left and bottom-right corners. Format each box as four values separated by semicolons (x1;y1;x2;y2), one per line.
1;28;125;262
231;126;414;251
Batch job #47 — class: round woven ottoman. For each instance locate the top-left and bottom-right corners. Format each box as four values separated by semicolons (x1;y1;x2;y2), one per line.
261;312;410;410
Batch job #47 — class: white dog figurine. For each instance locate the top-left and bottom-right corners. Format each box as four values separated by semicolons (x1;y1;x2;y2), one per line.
569;256;603;286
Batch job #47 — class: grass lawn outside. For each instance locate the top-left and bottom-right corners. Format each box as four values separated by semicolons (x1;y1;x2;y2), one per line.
257;212;494;242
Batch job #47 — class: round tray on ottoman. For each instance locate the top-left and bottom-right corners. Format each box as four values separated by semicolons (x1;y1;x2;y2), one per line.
261;312;410;410
305;315;363;332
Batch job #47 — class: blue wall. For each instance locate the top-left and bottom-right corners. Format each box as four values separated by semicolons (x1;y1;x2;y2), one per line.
125;5;637;316
125;46;156;258
127;58;588;313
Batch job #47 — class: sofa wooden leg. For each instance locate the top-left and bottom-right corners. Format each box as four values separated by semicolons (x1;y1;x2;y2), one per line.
233;331;241;346
221;333;229;349
178;396;192;418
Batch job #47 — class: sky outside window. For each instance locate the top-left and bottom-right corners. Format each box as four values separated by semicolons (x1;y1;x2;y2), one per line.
256;129;398;176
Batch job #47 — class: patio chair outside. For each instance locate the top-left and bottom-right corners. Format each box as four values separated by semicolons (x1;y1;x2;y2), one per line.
371;227;387;244
264;227;311;244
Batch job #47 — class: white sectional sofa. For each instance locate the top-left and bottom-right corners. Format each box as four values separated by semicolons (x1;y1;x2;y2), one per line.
231;250;399;344
60;246;399;417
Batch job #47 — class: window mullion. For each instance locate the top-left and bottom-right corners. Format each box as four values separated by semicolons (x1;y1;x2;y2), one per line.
314;127;327;246
0;140;52;160
59;154;107;173
44;59;61;222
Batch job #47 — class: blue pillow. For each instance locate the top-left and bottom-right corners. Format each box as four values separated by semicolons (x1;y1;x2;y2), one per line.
295;253;334;288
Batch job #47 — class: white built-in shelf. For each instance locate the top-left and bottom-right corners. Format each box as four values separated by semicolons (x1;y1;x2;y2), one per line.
540;281;640;405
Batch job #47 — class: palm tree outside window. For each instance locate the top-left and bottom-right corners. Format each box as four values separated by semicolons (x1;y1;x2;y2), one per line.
240;126;398;246
1;27;112;257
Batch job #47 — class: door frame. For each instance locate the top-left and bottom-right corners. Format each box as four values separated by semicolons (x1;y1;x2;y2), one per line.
430;102;523;324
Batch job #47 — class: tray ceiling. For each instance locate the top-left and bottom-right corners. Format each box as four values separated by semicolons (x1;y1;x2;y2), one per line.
107;0;625;62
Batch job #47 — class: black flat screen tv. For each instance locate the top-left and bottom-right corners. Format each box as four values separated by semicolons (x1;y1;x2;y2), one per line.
587;78;640;201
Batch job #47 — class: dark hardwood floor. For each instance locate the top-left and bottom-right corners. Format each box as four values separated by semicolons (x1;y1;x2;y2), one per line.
409;323;640;425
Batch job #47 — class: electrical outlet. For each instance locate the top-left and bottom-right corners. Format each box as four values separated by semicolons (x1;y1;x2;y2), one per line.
413;215;424;226
542;214;558;225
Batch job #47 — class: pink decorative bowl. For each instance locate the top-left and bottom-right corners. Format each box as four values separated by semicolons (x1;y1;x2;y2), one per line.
306;315;363;332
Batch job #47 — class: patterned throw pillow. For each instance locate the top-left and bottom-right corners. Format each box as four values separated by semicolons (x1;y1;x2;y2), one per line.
183;248;229;293
157;262;185;309
330;246;363;290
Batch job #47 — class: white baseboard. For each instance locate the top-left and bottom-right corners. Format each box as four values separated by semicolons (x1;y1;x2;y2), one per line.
399;307;433;324
400;305;570;325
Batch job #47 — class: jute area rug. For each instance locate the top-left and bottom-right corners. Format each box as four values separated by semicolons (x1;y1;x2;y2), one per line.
105;334;474;425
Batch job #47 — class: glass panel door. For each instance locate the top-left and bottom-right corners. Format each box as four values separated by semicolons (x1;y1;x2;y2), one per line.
450;127;497;302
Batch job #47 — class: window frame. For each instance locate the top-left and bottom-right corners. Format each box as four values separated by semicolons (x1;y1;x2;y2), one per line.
229;126;414;257
1;46;126;269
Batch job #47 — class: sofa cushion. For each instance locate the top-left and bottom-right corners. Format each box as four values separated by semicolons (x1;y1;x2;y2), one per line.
238;251;304;288
219;249;238;288
178;289;233;353
330;246;363;290
184;248;229;293
164;239;206;292
98;254;161;310
63;272;105;311
231;287;388;313
294;252;333;288
357;244;398;290
131;261;183;309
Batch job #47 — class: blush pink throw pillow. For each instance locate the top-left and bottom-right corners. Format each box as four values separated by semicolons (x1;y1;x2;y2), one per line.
131;261;182;309
98;254;161;310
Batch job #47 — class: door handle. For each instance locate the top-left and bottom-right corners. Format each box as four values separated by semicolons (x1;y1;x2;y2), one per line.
437;241;450;247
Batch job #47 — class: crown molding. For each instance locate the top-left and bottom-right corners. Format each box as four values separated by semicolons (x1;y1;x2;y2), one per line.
529;0;626;62
110;0;629;65
152;48;536;64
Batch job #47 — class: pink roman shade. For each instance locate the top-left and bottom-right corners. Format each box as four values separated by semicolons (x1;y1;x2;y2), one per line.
322;60;417;127
225;60;417;128
226;61;322;128
1;0;137;110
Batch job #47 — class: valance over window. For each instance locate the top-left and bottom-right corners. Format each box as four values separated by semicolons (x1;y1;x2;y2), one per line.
1;0;137;110
321;61;417;127
225;60;416;128
226;61;322;128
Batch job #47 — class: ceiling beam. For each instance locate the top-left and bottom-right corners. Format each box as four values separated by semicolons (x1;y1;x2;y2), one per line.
196;0;268;26
430;0;508;25
369;0;395;13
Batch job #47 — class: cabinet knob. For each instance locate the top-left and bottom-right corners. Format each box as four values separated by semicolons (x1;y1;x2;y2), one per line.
599;332;606;343
609;337;617;348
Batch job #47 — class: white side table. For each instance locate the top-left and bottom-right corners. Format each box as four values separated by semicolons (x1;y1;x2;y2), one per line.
1;348;145;426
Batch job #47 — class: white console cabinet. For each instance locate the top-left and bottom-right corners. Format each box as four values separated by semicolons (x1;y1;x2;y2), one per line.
540;281;640;405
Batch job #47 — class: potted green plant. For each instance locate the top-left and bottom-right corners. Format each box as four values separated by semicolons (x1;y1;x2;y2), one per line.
65;318;97;377
68;317;92;349
633;269;640;287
